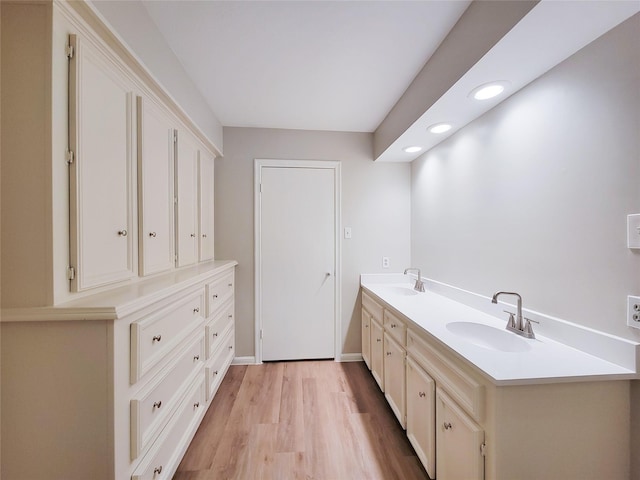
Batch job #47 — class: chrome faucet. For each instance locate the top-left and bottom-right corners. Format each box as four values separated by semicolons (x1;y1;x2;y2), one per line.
491;291;536;339
404;268;425;292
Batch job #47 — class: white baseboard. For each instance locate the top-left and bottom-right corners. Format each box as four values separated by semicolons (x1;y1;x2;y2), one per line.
338;353;363;363
232;356;258;365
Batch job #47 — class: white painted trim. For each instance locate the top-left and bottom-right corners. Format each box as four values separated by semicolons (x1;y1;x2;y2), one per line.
254;159;342;363
232;356;258;365
338;353;363;363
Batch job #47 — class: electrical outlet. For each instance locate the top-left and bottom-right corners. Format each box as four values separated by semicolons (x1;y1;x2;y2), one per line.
628;214;640;249
382;257;390;269
627;295;640;329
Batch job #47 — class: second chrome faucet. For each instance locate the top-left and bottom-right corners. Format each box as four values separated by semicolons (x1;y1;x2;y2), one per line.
491;291;536;339
404;268;425;292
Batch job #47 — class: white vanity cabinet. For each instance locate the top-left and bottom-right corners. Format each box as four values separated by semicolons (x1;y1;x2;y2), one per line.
136;96;176;276
198;150;215;262
361;308;371;369
406;356;435;478
68;32;137;291
175;129;200;267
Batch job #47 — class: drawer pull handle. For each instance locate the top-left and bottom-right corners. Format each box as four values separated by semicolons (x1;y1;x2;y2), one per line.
212;294;218;299
213;332;218;338
418;392;426;398
365;324;369;328
193;307;200;313
190;233;196;237
214;370;218;375
152;335;162;343
390;323;397;328
228;345;233;350
443;422;452;430
228;314;233;319
148;231;157;237
153;466;163;475
202;234;207;238
386;351;392;356
194;402;200;408
153;401;162;410
193;355;200;361
118;229;128;237
376;338;381;342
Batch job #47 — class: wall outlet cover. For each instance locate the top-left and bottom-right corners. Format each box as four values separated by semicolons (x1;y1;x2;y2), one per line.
382;257;390;269
627;214;640;249
627;295;640;329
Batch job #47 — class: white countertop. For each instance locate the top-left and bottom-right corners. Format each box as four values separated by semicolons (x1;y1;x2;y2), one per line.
361;275;638;386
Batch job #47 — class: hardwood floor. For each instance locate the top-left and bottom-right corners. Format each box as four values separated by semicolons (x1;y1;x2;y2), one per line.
173;361;430;480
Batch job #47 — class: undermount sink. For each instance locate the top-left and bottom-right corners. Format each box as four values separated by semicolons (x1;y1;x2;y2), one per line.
380;286;419;297
446;321;532;352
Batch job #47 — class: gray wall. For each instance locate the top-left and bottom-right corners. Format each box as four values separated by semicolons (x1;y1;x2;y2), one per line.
215;128;411;359
410;15;640;479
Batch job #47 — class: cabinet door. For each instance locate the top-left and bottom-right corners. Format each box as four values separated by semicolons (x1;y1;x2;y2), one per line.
436;387;485;480
370;319;384;391
68;34;136;291
198;150;215;262
175;130;199;267
137;96;175;275
383;332;406;428
361;308;371;369
406;356;436;478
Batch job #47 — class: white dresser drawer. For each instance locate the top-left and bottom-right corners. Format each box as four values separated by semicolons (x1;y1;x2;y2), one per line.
407;330;484;422
384;309;406;346
205;301;234;359
131;374;205;480
130;331;204;459
205;327;235;401
130;289;204;383
362;291;384;324
205;271;234;317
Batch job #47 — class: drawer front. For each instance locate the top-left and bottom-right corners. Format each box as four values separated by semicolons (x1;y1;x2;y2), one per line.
131;289;204;382
131;332;204;459
206;271;234;317
132;375;205;480
408;330;484;422
205;300;234;359
362;290;384;324
206;327;235;401
384;309;406;345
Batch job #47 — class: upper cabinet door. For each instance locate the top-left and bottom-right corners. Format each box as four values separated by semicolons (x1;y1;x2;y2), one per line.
198;150;215;262
175;130;199;267
68;34;136;291
137;96;175;276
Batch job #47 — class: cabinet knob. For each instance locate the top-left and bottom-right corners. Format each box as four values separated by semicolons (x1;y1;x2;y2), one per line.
365;324;369;328
386;351;392;356
229;345;233;350
118;229;128;237
376;338;381;342
212;294;218;299
228;314;233;319
190;233;196;238
214;370;218;376
418;392;426;398
443;422;452;430
193;307;200;314
152;335;162;343
390;323;397;328
153;466;163;475
148;231;157;237
194;402;200;408
153;401;162;410
202;234;207;238
228;283;233;287
193;355;200;361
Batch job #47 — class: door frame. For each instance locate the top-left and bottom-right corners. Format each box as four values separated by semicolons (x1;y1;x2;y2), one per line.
254;159;342;364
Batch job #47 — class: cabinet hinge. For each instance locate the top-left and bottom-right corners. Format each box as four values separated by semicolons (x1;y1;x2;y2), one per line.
480;442;487;457
67;266;76;281
65;44;74;59
65;149;75;165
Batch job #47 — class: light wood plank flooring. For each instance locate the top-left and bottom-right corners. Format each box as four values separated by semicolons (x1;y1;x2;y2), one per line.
173;360;429;480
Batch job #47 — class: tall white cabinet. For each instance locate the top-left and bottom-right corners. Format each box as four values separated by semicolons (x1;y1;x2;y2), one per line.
1;3;233;480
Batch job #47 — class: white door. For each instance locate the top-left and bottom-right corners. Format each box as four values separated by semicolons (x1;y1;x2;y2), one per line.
175;130;199;267
258;163;337;361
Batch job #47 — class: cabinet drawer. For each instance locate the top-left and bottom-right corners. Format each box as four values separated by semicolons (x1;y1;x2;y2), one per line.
205;301;234;359
130;331;203;459
132;374;205;480
206;271;234;317
362;291;384;324
205;327;235;401
131;289;204;383
408;330;484;422
384;309;406;345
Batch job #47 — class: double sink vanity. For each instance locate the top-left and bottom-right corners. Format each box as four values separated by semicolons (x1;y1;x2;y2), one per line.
360;273;637;480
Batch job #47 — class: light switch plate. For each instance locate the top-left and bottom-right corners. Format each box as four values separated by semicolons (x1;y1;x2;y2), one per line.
344;227;352;239
627;214;640;249
628;295;640;329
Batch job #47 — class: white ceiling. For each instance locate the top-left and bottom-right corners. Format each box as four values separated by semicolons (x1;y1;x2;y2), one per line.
141;0;471;133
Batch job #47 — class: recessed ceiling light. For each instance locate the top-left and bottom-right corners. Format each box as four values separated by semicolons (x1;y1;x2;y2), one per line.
428;123;452;134
469;81;510;100
403;146;422;153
